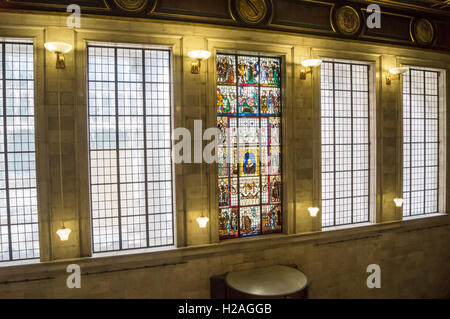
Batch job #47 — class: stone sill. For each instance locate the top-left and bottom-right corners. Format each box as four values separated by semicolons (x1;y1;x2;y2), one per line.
0;213;448;283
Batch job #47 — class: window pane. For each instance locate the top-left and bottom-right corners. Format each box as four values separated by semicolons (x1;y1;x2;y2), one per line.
0;41;39;262
88;45;174;253
402;68;439;217
320;60;370;227
217;54;282;239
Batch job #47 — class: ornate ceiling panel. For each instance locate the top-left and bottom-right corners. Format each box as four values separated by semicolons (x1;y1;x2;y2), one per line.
0;0;449;51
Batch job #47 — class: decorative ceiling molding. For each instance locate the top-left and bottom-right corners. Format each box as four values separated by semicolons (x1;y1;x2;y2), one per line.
0;0;449;51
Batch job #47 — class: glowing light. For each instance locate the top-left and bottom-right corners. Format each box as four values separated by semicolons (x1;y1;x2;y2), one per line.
56;226;72;241
188;50;211;60
44;42;72;54
393;198;404;207
301;59;322;68
196;216;209;228
308;207;320;217
389;67;409;75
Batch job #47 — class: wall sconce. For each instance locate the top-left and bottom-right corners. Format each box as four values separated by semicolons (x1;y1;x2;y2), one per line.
188;50;211;74
393;198;404;207
386;67;409;85
300;59;322;80
44;42;73;69
308;207;320;217
196;216;209;228
56;225;72;241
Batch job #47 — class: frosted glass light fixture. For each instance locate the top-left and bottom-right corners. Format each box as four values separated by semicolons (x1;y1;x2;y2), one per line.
44;42;73;69
390;67;409;75
196;216;209;228
301;59;322;68
393;198;404;207
386;67;409;85
300;59;322;79
188;50;211;74
56;226;72;241
308;207;320;217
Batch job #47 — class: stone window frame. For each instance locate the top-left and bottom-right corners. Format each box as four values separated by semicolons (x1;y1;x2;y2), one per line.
75;31;183;257
312;50;380;231
0;30;50;265
396;59;448;220
205;40;295;243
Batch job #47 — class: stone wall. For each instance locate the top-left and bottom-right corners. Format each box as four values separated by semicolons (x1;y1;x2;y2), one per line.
1;217;449;298
0;10;449;298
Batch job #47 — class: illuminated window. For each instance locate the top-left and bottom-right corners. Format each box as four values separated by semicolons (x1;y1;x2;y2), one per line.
216;53;282;239
87;44;174;253
321;60;371;227
402;67;441;217
0;40;39;262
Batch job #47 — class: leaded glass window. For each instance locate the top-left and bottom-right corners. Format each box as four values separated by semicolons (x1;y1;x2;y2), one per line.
321;60;371;227
87;45;174;252
217;54;282;239
402;68;440;217
0;40;39;262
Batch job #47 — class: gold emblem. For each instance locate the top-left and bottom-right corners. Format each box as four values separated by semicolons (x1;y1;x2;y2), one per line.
113;0;148;12
335;6;361;36
232;0;270;25
413;18;434;45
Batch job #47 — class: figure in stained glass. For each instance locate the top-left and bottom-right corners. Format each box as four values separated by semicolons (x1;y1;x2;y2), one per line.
262;205;281;233
218;178;229;207
217;117;228;145
238;86;258;114
243;151;256;174
217;87;225;111
261;58;280;86
269;117;280;144
241;212;252;233
260;88;280;114
238;57;259;85
217;86;236;114
270;176;281;203
240;206;260;236
269;146;280;174
219;208;238;238
218;147;229;176
217;55;235;84
239;148;259;176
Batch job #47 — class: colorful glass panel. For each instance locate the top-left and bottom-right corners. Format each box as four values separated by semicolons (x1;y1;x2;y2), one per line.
219;208;238;238
260;58;280;86
217;85;236;114
238;86;259;114
217;54;236;85
217;54;282;240
262;204;282;234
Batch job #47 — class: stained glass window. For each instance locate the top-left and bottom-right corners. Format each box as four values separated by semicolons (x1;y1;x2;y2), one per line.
321;60;371;227
402;68;440;217
0;40;39;262
87;44;174;252
217;54;282;239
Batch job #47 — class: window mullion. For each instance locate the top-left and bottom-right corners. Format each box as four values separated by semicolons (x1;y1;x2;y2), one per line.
142;50;149;248
114;48;123;250
1;42;13;261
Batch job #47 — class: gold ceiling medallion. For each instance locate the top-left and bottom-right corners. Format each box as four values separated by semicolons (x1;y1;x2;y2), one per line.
229;0;273;26
411;18;435;46
334;6;361;36
106;0;157;13
114;0;147;11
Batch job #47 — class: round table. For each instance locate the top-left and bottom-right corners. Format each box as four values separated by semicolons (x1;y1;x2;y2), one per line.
225;265;309;299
